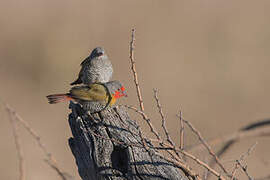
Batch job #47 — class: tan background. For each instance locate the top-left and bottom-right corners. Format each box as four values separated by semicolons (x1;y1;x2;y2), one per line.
0;0;269;179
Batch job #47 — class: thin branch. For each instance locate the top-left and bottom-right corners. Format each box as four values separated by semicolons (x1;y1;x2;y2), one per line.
179;110;184;150
125;105;161;140
126;105;226;179
230;162;239;180
3;102;71;180
153;89;175;146
127;30;183;163
187;120;270;152
126;29;227;179
237;160;254;180
154;151;202;180
129;28;144;111
205;121;270;180
240;142;257;162
5;103;53;161
231;142;257;180
125;105;179;160
125;105;184;162
127;29;157;150
149;138;227;180
180;117;230;177
153;89;182;160
6;106;25;180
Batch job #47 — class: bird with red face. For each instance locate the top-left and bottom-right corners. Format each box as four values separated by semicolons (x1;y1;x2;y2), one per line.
47;81;127;113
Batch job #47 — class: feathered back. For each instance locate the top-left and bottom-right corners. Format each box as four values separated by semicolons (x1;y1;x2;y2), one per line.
69;84;107;101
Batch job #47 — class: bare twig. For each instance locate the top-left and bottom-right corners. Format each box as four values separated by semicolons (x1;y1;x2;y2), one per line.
231;142;257;180
126;105;184;162
3;102;71;180
125;105;161;140
125;105;182;160
154;151;202;180
240;142;257;162
127;29;157;150
150;138;227;180
129;28;144;111
187;120;270;152
180;117;230;177
126;29;228;180
230;162;239;180
205;121;270;180
179;110;184;150
127;30;183;162
6;106;25;180
153;89;182;160
126;105;226;180
237;160;254;180
153;89;174;146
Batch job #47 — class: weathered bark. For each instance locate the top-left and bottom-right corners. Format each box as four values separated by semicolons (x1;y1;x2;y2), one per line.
68;102;189;180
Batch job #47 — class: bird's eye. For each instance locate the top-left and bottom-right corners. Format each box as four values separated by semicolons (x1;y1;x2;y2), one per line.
97;52;103;56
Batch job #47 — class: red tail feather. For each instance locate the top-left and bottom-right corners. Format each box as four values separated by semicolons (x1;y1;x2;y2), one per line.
46;94;73;104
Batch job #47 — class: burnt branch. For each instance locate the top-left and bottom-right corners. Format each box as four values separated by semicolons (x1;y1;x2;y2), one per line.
68;102;191;180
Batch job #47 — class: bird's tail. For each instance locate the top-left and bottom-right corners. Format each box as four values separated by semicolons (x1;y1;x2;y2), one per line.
46;94;73;104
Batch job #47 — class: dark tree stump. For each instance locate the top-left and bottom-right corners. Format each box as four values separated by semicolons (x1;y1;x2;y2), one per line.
68;102;189;180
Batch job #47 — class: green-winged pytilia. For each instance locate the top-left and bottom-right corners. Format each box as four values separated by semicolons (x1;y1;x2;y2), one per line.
47;81;127;113
70;47;113;85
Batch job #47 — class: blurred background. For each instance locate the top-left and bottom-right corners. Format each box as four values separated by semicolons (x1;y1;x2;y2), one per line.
1;0;270;179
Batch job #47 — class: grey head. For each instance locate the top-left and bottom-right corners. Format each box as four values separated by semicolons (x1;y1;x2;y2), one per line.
89;47;106;59
105;81;127;98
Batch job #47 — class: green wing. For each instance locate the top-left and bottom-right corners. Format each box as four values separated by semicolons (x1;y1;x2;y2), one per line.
69;84;107;101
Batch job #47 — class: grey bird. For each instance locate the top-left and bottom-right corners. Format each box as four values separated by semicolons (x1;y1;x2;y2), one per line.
70;47;113;85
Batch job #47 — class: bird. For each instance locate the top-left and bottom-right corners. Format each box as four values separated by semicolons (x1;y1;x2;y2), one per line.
47;81;127;113
70;47;113;86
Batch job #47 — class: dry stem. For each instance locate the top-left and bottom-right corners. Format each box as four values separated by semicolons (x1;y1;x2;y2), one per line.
6;106;25;180
188;126;270;153
179;110;184;150
129;28;144;111
125;105;161;140
127;105;226;180
150;138;227;180
237;160;254;180
125;105;179;160
180;117;230;177
127;29;183;162
153;89;176;147
231;142;257;180
4;102;71;180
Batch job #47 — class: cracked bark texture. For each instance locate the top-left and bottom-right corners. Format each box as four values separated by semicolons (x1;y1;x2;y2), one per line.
68;102;189;180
